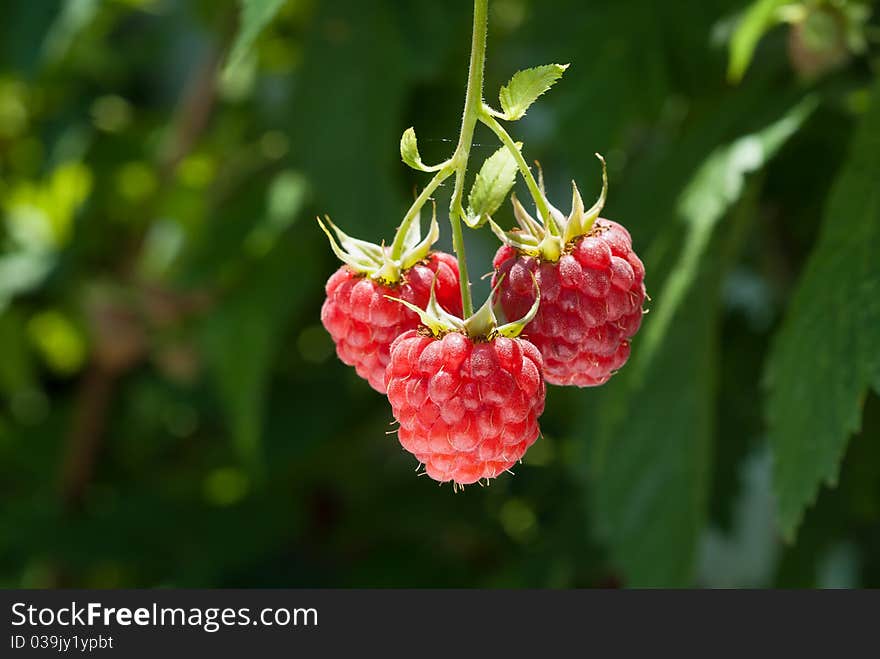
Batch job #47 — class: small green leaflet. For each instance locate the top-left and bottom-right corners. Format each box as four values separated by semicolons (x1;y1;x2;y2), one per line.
727;0;788;82
498;64;568;121
225;0;287;74
765;80;880;542
465;143;520;228
400;127;444;172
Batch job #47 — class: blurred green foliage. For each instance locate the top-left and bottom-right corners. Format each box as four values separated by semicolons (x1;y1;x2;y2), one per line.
0;0;878;588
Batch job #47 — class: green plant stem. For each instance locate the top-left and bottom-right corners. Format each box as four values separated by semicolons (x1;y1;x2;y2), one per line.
445;0;491;318
391;0;490;316
390;165;454;258
479;109;559;235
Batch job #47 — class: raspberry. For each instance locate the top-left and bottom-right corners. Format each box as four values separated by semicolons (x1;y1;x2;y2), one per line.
493;219;646;387
321;252;461;393
385;329;546;485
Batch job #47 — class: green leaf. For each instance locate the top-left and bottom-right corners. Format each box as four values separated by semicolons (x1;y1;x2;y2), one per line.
202;236;317;473
41;0;100;64
225;0;287;74
765;80;880;542
289;0;406;234
399;127;444;172
498;63;568;121
590;100;812;586
728;0;788;83
465;143;520;228
591;183;759;586
0;311;35;397
635;97;815;379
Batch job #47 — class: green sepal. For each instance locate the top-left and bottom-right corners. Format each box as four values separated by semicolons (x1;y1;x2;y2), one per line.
400;203;439;271
511;194;544;235
489;218;540;255
317;217;378;271
386;274;539;341
490;154;608;263
385;277;463;337
562;153;607;244
318;202;440;285
462;273;539;339
496;274;541;338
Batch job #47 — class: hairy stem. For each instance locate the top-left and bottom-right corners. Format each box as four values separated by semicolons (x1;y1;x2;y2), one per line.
390;164;454;258
446;0;490;317
479;109;559;235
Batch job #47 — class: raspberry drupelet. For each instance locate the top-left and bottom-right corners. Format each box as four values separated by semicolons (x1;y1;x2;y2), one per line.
317;212;461;393
385;330;545;485
493;220;645;386
322;253;461;393
490;155;647;387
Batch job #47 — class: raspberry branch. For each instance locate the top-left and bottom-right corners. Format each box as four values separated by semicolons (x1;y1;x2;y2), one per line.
389;167;453;259
444;0;491;317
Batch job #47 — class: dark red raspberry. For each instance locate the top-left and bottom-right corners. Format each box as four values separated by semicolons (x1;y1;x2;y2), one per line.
385;329;546;485
321;253;461;393
492;219;646;387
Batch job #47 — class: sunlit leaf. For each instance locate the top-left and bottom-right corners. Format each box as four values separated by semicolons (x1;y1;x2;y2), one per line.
497;63;568;120
728;0;788;83
591;184;759;586
590;99;811;586
465;143;520;228
42;0;100;63
0;253;54;312
225;0;287;74
635;97;815;379
3;162;92;252
27;310;86;376
765;81;880;541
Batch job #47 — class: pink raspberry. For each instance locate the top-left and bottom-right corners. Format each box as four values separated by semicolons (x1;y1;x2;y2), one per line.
321;253;461;393
384;329;546;485
492;219;646;387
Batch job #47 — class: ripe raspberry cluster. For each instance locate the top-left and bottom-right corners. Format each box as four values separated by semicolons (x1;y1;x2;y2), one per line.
317;1;647;486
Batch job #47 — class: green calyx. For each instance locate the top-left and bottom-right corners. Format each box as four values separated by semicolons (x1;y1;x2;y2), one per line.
387;273;540;341
317;204;440;285
490;153;608;262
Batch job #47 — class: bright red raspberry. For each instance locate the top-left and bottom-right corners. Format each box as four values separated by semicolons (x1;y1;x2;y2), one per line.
492;219;646;387
384;329;546;485
321;253;461;393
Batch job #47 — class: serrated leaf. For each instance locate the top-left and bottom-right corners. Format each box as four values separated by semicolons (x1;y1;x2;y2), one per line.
765;80;880;542
465;144;520;228
589;100;811;587
636;97;815;378
591;183;760;586
498;64;568;120
225;0;287;74
728;0;788;83
399;127;444;172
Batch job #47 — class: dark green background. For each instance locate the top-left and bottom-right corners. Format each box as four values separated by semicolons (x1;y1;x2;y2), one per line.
1;0;878;588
